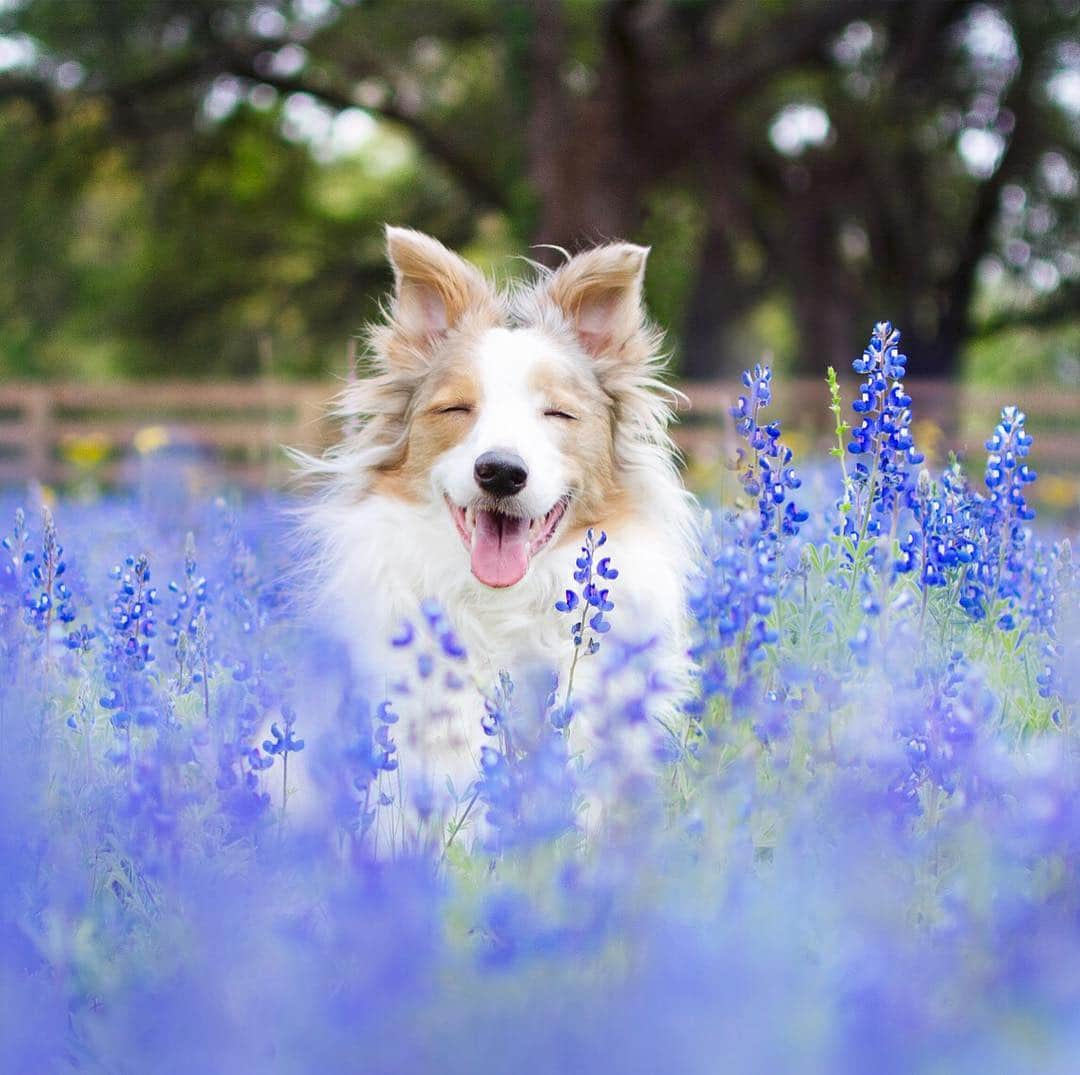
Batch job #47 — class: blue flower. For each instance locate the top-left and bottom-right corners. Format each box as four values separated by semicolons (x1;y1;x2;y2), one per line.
844;322;924;538
391;620;415;647
555;590;579;613
262;710;305;756
730;362;809;543
553;529;618;711
20;507;77;635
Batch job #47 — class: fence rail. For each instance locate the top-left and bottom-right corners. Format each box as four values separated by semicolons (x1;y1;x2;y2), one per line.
0;380;332;486
676;378;1080;471
0;378;1077;488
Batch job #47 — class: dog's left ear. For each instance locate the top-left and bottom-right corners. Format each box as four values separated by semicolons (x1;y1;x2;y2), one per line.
543;243;649;359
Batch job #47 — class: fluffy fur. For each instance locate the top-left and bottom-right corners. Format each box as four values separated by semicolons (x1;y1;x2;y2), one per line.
294;228;696;808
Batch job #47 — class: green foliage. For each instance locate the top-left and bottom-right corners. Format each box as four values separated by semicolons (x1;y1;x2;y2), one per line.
0;0;1076;381
965;323;1080;389
827;365;854;513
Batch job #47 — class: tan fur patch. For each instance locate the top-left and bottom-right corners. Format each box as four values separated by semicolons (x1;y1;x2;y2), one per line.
371;323;489;503
527;349;621;530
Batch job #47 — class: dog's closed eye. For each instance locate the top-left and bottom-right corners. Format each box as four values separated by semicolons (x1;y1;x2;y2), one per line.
432;403;474;415
544;409;577;421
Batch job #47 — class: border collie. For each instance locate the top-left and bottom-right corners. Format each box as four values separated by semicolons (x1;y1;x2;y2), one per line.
297;228;694;812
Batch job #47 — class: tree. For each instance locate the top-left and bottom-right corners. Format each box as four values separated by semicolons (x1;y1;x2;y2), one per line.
1;0;1077;380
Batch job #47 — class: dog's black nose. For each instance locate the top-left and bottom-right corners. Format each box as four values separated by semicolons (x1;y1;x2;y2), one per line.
474;451;528;497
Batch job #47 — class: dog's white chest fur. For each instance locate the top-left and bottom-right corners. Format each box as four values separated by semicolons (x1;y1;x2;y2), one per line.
326;488;687;663
314;487;689;777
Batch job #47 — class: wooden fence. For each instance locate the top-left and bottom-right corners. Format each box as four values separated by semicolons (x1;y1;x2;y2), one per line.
0;378;1077;488
0;381;331;487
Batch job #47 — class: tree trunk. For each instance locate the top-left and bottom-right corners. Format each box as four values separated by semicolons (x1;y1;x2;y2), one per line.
526;0;644;257
680;217;742;380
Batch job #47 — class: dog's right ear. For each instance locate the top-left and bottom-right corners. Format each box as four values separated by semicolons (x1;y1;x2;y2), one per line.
385;227;493;343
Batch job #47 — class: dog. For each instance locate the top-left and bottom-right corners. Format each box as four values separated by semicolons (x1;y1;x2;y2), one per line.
296;227;695;836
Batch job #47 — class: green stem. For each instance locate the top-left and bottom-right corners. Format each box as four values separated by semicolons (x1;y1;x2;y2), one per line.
439;786;482;865
993;503;1014;610
281;751;289;819
563;631;585;711
919;575;930;637
200;652;210;725
845;379;885;615
846;467;879;615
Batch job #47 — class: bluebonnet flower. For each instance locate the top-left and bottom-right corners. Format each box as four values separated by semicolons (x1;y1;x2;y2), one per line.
248;746;275;771
422;598;468;659
25;507;76;636
122;731;193;872
915;406;1041;628
865;365;1046;643
985;406;1036;519
682;360;807;728
390;598;468;696
476;675;578;854
1;507;34;652
730;363;809;543
483;669;515;738
1026;540;1075;722
99;554;162;766
982;405;1038;625
1;506;33;593
894;653;998;806
4;341;1080;1075
107;555;158;662
331;687;402;849
899;461;979;594
553;529;618;716
167;532;210;658
65;622;95;654
580;633;685;765
262;706;306;758
845;322;924;539
686;509;778;721
391;620;415;647
752;684;804;752
209;504;290;691
558;528;618;638
262;703;305;814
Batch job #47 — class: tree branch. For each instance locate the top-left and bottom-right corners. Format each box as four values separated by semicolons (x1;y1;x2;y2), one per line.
0;38;511;214
216;48;510;212
936;13;1049;348
525;0;572;242
0;73;58;122
975;280;1080;337
647;0;882;154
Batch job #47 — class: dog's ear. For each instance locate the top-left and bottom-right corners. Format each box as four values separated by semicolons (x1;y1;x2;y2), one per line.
543;243;649;359
385;226;492;341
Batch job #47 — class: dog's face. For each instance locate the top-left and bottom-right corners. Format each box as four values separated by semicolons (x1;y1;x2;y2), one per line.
367;229;653;589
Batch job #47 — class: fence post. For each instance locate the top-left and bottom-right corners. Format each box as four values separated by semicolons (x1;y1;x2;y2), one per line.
292;385;332;457
24;384;53;483
258;334;279;485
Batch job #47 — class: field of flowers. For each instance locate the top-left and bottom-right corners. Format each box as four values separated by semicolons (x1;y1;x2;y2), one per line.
2;323;1078;1074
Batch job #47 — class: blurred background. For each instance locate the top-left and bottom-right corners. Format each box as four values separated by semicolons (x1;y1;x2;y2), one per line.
0;0;1077;508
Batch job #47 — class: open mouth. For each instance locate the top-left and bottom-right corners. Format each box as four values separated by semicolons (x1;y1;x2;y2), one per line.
446;495;569;588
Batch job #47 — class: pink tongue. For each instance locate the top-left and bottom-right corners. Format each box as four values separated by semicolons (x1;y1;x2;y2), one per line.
471;510;530;587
